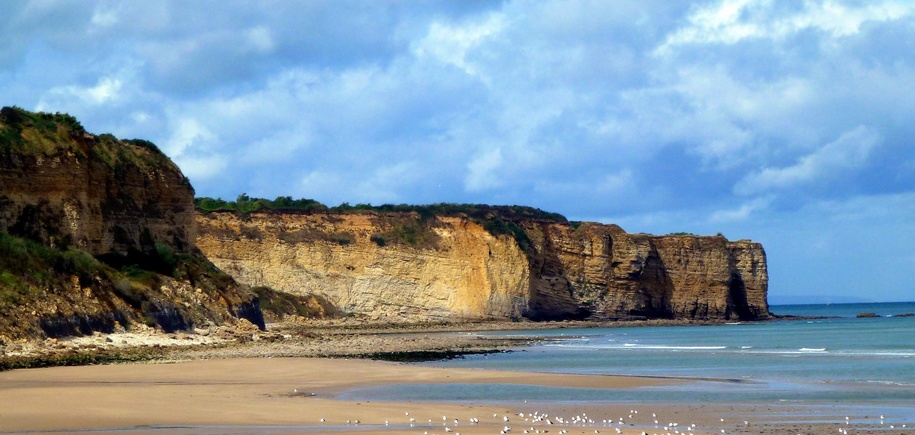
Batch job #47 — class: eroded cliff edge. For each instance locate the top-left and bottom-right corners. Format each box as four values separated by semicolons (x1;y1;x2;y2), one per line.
0;107;265;340
198;210;769;322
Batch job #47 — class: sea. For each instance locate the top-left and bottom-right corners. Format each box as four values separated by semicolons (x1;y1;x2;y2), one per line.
341;302;915;424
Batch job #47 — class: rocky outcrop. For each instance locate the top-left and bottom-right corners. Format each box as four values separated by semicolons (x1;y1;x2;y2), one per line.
0;107;195;257
0;107;263;340
197;212;770;322
522;222;769;320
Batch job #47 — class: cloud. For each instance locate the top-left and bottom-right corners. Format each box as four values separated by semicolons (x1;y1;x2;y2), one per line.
464;148;503;192
4;0;915;302
164;118;215;157
656;0;915;54
709;197;772;223
37;76;123;107
735;125;880;195
412;13;506;81
173;154;228;182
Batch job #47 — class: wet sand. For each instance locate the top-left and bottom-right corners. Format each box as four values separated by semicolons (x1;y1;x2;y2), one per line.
0;357;901;435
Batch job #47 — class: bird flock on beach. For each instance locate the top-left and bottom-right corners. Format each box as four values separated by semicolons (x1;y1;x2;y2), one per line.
296;394;909;435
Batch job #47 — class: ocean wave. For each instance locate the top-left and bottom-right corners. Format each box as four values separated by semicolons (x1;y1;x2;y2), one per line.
620;344;728;350
543;342;915;358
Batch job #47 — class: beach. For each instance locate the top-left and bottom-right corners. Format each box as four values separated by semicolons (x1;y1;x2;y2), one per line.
3;307;914;435
2;320;911;435
0;356;836;435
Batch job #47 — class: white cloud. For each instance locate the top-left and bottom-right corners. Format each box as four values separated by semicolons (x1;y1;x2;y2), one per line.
244;26;274;54
164;117;217;158
412;13;506;81
656;0;915;54
709;197;772;223
36;76;123;109
464;148;503;192
355;162;422;204
736;125;880;195
90;4;120;29
173;154;227;182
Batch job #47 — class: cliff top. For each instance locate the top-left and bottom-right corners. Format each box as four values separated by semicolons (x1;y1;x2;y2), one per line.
0;106;185;179
195;195;569;223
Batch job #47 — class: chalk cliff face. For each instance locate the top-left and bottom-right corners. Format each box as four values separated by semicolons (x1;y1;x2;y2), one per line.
0;107;262;340
198;212;770;321
197;213;531;320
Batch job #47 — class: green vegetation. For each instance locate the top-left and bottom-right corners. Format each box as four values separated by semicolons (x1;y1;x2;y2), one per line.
0;106;180;177
195;195;566;223
0;106;86;155
196;194;328;215
195;195;567;251
0;231;103;308
0;229;247;335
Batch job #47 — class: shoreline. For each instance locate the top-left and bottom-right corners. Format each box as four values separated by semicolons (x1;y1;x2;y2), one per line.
0;356;902;435
0;317;763;370
1;318;910;434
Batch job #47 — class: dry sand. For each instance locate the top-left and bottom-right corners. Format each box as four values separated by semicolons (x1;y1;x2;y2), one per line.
0;357;899;435
0;357;677;434
0;319;906;434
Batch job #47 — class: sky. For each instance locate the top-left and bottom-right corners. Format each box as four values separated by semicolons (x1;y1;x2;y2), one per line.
2;0;914;304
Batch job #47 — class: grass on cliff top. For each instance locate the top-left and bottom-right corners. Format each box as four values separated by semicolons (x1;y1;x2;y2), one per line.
195;194;567;223
196;195;563;251
0;106;185;177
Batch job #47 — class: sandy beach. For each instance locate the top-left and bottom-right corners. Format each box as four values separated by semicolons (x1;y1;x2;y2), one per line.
1;319;908;435
0;357;673;434
0;355;899;435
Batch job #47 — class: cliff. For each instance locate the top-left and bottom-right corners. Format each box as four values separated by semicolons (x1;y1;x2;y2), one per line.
0;107;264;341
197;210;770;322
521;222;769;320
0;108;195;258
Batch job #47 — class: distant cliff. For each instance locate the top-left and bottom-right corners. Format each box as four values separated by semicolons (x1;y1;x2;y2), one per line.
197;208;770;322
0;107;265;340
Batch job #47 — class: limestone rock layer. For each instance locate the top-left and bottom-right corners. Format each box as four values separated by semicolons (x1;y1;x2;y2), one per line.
0;111;195;256
198;213;770;322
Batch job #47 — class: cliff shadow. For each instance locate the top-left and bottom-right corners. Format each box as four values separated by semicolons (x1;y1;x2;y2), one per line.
627;247;676;319
523;223;591;321
727;272;754;320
